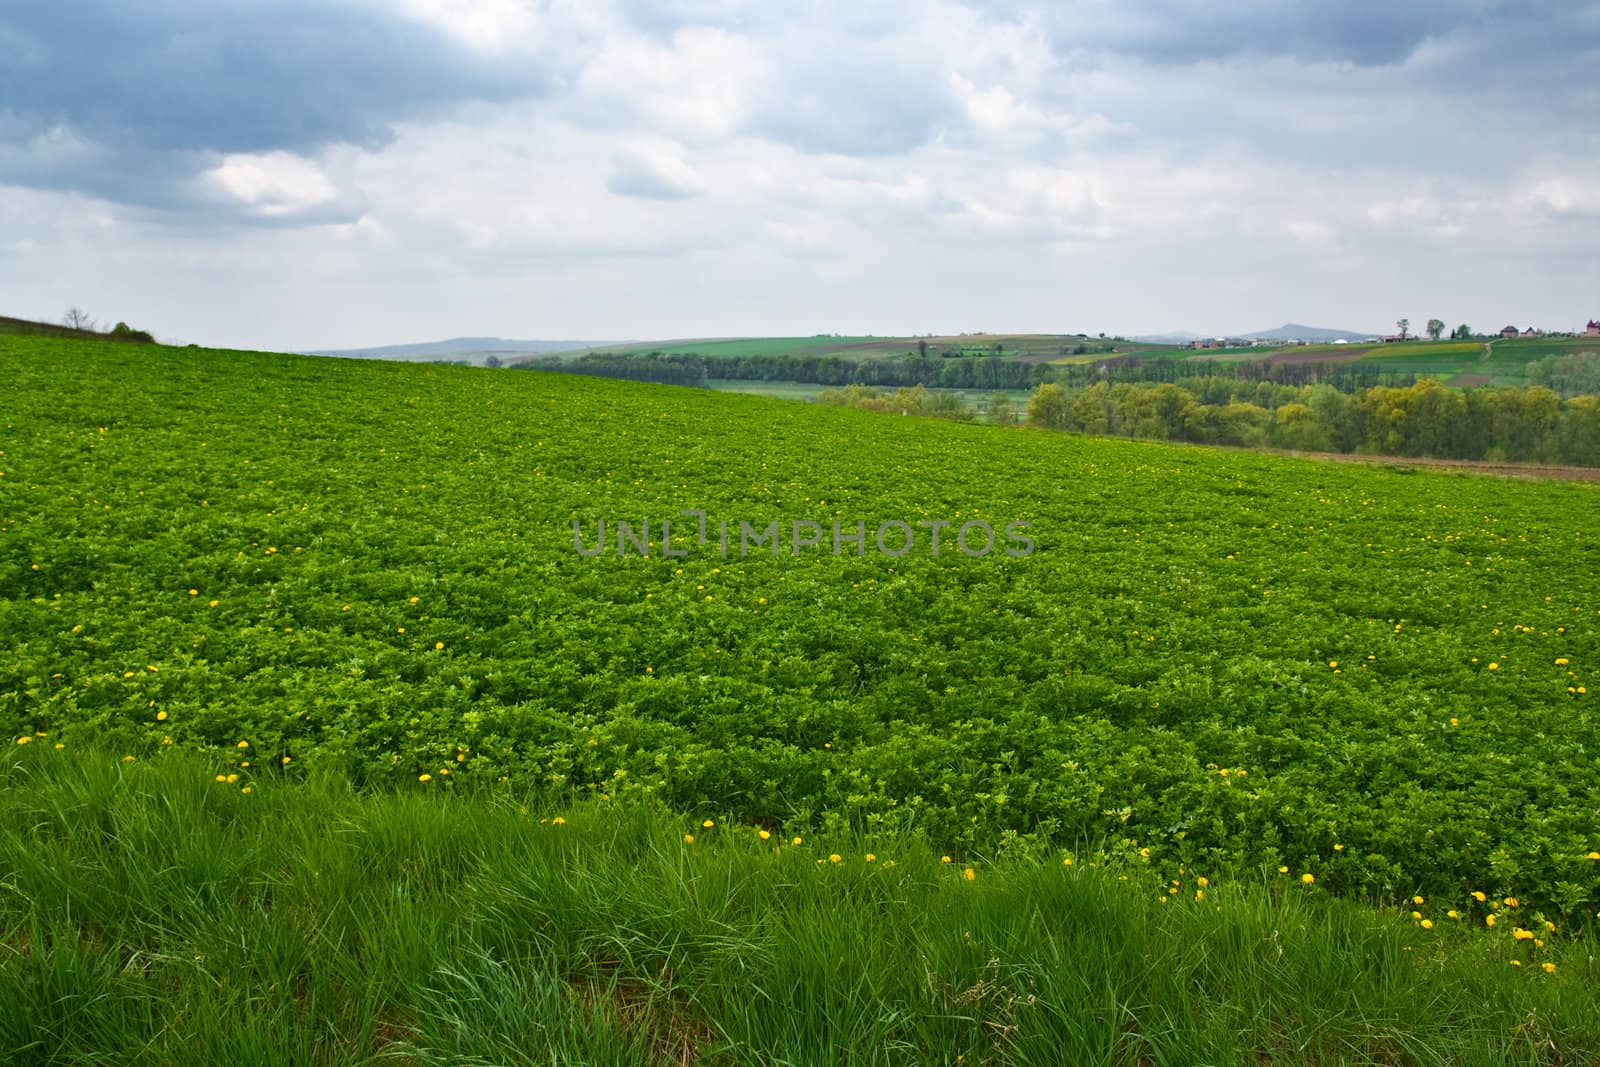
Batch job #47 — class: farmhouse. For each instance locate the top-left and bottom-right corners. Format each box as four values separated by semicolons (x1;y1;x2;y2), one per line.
1585;319;1600;337
1500;325;1520;339
1521;327;1542;338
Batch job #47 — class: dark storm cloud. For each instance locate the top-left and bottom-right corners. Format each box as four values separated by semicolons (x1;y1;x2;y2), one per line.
0;0;552;209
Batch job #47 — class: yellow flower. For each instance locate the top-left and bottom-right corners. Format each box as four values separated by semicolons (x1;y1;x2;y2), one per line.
1278;866;1289;874
1587;852;1600;861
702;819;714;828
758;830;771;840
1197;877;1209;887
1488;662;1499;670
552;817;565;826
208;599;218;607
1413;895;1425;905
237;740;249;748
684;834;695;843
1333;843;1344;851
1194;889;1204;902
418;773;431;782
156;710;168;721
240;786;252;794
1139;848;1150;858
1411;911;1422;920
963;868;976;881
793;837;803;846
215;774;227;782
408;596;419;604
758;597;767;604
1062;857;1074;866
1485;914;1496;927
1472;891;1487;902
15;736;29;745
435;641;444;650
1420;919;1434;929
188;589;198;596
1542;962;1556;974
865;853;876;862
225;773;238;783
1301;873;1315;884
942;855;952;863
1447;909;1460;919
1555;658;1569;665
1504;896;1519;908
1328;660;1338;668
829;854;842;864
1509;959;1520;966
1513;928;1533;940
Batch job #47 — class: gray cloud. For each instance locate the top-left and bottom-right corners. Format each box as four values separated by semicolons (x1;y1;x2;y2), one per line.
748;42;960;156
0;0;556;213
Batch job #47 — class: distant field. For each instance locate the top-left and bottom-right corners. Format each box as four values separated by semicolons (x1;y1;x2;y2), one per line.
548;333;1600;382
706;379;1033;409
706;379;830;400
573;333;1139;362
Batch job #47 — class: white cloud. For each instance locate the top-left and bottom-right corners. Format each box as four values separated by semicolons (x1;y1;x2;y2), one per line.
607;147;708;199
1;0;1595;348
202;152;340;218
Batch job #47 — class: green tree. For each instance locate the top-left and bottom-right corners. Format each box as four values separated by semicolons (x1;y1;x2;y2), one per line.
1026;384;1072;430
1396;318;1411;341
1426;318;1445;341
986;391;1015;425
1452;323;1472;340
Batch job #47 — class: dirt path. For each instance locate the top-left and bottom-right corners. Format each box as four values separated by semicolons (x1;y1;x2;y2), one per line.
1277;449;1600;483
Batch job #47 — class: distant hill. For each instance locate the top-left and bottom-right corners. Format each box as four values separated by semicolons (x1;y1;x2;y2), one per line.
1129;331;1204;344
308;337;622;364
1243;323;1378;343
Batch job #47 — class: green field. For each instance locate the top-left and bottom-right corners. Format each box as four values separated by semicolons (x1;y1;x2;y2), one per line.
5;334;1598;905
6;334;1600;1061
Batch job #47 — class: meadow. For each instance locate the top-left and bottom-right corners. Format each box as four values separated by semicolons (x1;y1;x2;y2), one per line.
3;334;1600;1060
4;743;1597;1065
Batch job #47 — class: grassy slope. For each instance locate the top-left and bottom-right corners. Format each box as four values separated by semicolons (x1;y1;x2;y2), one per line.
3;335;1599;913
3;743;1596;1065
0;315;113;342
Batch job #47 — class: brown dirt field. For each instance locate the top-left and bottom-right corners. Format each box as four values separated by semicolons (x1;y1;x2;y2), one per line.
1449;373;1493;387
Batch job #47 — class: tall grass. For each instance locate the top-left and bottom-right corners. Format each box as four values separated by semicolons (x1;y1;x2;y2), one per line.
2;744;1595;1065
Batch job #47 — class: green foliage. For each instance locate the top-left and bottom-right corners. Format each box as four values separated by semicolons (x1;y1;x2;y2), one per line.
3;744;1597;1065
108;321;156;343
1528;351;1600;398
3;335;1600;919
817;383;974;420
1022;377;1600;463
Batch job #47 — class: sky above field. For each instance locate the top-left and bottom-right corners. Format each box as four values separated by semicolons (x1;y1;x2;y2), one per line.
2;0;1597;349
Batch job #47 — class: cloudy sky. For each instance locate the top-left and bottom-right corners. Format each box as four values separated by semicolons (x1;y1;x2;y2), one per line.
2;0;1597;350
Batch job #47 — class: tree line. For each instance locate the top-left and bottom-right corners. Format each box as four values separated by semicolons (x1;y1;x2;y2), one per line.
1025;379;1600;465
513;351;1425;392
